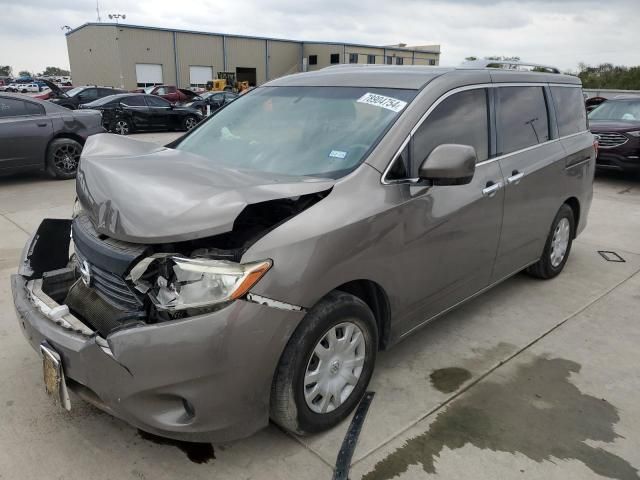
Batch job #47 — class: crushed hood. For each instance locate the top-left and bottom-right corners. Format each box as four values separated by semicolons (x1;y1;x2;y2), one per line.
77;134;335;244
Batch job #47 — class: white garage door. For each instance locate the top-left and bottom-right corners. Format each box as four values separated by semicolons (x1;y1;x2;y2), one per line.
189;66;213;87
135;64;163;87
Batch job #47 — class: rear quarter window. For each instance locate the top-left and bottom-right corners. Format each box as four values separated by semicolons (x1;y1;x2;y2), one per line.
551;86;588;137
496;86;550;155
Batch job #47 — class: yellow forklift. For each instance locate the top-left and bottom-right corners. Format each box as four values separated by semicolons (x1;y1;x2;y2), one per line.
206;72;250;93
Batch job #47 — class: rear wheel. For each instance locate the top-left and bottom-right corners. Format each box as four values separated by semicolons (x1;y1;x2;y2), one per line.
45;138;82;179
270;291;377;435
526;204;575;279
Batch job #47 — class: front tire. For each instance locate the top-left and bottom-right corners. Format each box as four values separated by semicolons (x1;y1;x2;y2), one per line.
113;119;131;135
526;204;575;279
182;115;198;131
45;138;82;179
270;291;377;435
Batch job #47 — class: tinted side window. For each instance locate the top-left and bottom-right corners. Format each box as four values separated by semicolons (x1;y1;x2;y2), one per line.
81;88;98;101
98;88;116;97
496;86;550;155
0;98;27;117
412;89;489;174
146;96;170;107
122;96;146;107
551;86;587;137
24;101;45;115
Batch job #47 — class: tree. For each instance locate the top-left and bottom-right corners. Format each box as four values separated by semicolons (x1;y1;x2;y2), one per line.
0;65;12;77
576;63;640;90
40;66;71;77
18;70;31;78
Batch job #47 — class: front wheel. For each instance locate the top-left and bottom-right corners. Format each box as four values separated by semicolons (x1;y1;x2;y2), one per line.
270;291;377;435
526;204;575;279
45;138;83;179
113;119;131;135
182;115;198;131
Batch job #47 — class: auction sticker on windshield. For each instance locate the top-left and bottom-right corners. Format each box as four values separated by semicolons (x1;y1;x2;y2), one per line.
357;92;408;113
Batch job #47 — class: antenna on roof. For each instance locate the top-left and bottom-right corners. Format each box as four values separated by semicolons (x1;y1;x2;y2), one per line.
460;59;560;74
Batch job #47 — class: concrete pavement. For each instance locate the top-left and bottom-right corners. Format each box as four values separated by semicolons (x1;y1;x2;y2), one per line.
0;136;639;479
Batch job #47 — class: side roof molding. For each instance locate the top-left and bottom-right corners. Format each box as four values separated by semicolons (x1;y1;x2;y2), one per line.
460;59;561;74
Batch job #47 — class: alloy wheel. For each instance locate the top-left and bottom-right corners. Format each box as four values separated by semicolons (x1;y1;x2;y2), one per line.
185;117;197;130
115;120;129;135
53;143;81;173
303;321;366;414
550;217;570;267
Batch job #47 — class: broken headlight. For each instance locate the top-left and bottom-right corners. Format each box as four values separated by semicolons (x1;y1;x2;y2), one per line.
132;256;272;311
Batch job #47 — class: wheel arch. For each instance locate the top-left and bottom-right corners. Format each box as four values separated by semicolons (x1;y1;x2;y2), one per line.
334;279;391;351
563;197;580;238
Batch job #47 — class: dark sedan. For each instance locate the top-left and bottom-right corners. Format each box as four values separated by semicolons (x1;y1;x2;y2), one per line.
48;85;128;110
0;93;104;179
589;97;640;174
80;93;203;135
182;91;238;115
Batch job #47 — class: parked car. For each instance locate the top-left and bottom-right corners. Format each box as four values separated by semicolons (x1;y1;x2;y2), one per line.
79;93;203;134
181;91;238;115
0;93;104;178
33;85;74;101
11;65;594;443
48;84;127;109
589;96;640;174
136;85;199;104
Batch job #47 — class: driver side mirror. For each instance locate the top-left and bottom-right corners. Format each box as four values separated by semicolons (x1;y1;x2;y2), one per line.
418;144;477;186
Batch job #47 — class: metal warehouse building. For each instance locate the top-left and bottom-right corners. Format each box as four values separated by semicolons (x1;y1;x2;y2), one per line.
66;23;440;90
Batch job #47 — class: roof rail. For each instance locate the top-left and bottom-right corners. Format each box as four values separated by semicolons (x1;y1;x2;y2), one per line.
460;59;560;74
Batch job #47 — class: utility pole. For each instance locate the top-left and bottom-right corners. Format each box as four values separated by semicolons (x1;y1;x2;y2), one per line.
96;0;102;22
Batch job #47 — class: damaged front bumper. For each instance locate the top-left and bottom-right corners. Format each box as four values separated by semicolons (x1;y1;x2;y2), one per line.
11;220;306;443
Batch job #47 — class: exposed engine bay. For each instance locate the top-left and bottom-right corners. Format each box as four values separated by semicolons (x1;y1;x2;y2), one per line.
25;190;329;337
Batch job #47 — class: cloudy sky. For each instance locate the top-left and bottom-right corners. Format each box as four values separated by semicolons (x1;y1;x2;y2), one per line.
1;0;638;74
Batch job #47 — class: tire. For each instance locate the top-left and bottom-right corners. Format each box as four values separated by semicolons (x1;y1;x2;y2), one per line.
182;115;198;131
45;138;83;180
526;204;575;279
270;291;378;435
113;119;131;135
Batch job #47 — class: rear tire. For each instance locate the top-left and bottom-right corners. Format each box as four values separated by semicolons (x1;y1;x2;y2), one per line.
526;204;575;279
270;291;377;435
45;138;82;180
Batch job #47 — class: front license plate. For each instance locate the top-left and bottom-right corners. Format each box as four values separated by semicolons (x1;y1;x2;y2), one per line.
40;344;71;411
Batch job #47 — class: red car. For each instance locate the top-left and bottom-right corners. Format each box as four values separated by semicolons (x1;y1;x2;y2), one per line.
135;85;198;103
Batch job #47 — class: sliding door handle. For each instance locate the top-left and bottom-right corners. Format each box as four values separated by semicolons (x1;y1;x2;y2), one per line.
507;171;525;185
482;181;503;198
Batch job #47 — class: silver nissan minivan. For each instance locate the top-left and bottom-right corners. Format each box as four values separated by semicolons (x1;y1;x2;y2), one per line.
12;64;595;442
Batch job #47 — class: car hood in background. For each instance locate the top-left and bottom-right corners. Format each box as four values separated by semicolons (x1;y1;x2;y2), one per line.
590;120;640;132
178;88;199;99
76;134;335;244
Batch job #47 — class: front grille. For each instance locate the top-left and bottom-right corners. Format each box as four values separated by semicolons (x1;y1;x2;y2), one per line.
74;248;143;311
596;132;628;149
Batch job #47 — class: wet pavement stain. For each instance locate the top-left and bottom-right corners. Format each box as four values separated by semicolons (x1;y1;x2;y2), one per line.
430;367;472;394
138;430;215;464
363;357;638;480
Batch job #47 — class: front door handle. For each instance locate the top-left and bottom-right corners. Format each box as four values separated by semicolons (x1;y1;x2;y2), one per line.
482;181;503;198
36;122;48;127
507;170;525;185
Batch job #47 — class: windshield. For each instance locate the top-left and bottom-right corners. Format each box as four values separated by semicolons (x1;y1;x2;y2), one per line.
65;87;84;98
589;100;640;122
176;86;416;178
144;86;156;94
